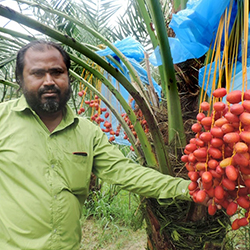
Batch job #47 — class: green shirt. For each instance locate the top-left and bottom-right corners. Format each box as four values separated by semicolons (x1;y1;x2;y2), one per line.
0;95;190;250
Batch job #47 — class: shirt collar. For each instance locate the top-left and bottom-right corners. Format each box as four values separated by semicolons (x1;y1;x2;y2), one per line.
12;94;30;112
12;95;79;130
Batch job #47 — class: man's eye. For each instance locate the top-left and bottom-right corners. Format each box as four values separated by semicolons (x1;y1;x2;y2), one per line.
31;69;64;77
33;71;45;77
51;70;62;76
50;69;64;76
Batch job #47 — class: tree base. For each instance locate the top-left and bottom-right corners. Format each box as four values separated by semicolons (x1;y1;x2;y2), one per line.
143;198;230;250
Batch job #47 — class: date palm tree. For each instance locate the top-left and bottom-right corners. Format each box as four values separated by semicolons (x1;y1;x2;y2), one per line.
0;0;232;249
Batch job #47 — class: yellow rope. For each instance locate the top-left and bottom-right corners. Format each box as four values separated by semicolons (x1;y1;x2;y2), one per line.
242;0;249;92
201;0;248;102
199;13;226;114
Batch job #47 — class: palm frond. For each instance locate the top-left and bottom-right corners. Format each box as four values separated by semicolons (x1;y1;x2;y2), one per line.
113;1;152;50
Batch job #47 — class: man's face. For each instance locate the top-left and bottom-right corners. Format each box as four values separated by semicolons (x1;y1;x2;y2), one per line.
21;47;71;113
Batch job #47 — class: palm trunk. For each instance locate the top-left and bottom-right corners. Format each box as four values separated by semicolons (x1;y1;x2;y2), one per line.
142;198;229;250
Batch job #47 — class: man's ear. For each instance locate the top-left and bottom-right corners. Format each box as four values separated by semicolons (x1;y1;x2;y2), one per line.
16;80;23;92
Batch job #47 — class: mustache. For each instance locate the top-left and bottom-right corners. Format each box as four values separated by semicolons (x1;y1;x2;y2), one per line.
38;86;61;96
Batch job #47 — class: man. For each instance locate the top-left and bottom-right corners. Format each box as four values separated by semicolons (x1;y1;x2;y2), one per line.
0;40;191;249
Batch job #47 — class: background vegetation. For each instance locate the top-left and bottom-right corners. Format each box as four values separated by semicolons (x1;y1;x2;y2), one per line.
1;0;250;249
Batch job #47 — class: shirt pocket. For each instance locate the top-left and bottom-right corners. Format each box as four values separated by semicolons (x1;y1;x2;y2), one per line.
59;152;91;194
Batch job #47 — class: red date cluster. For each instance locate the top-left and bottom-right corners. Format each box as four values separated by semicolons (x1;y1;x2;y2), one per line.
78;90;120;142
77;92;149;150
182;87;250;230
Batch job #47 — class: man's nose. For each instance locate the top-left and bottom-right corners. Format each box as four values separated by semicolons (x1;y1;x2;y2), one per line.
43;73;55;85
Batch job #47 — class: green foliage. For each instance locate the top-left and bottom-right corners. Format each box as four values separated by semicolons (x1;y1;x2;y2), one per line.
114;1;151;49
172;0;188;11
80;215;146;250
0;83;19;102
0;0;178;174
224;211;250;250
82;183;144;230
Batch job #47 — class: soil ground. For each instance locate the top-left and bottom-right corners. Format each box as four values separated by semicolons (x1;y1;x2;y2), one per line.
80;217;147;250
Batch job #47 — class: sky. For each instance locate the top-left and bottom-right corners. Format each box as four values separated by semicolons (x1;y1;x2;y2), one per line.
0;0;42;37
0;0;21;29
0;0;129;32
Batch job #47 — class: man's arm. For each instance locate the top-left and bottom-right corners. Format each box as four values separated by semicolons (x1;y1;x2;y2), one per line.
91;126;191;203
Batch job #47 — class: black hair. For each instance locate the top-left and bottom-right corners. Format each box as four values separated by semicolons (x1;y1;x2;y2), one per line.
15;40;71;85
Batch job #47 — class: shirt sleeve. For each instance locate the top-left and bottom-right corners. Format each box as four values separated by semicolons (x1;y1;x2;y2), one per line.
91;126;191;204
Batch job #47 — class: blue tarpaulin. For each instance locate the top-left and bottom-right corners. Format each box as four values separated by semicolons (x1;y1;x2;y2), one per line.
95;36;161;145
149;0;250;98
96;36;161;98
149;0;232;65
199;62;250;98
96;36;145;63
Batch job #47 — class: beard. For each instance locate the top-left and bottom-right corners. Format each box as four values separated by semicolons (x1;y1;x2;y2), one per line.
23;83;72;114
